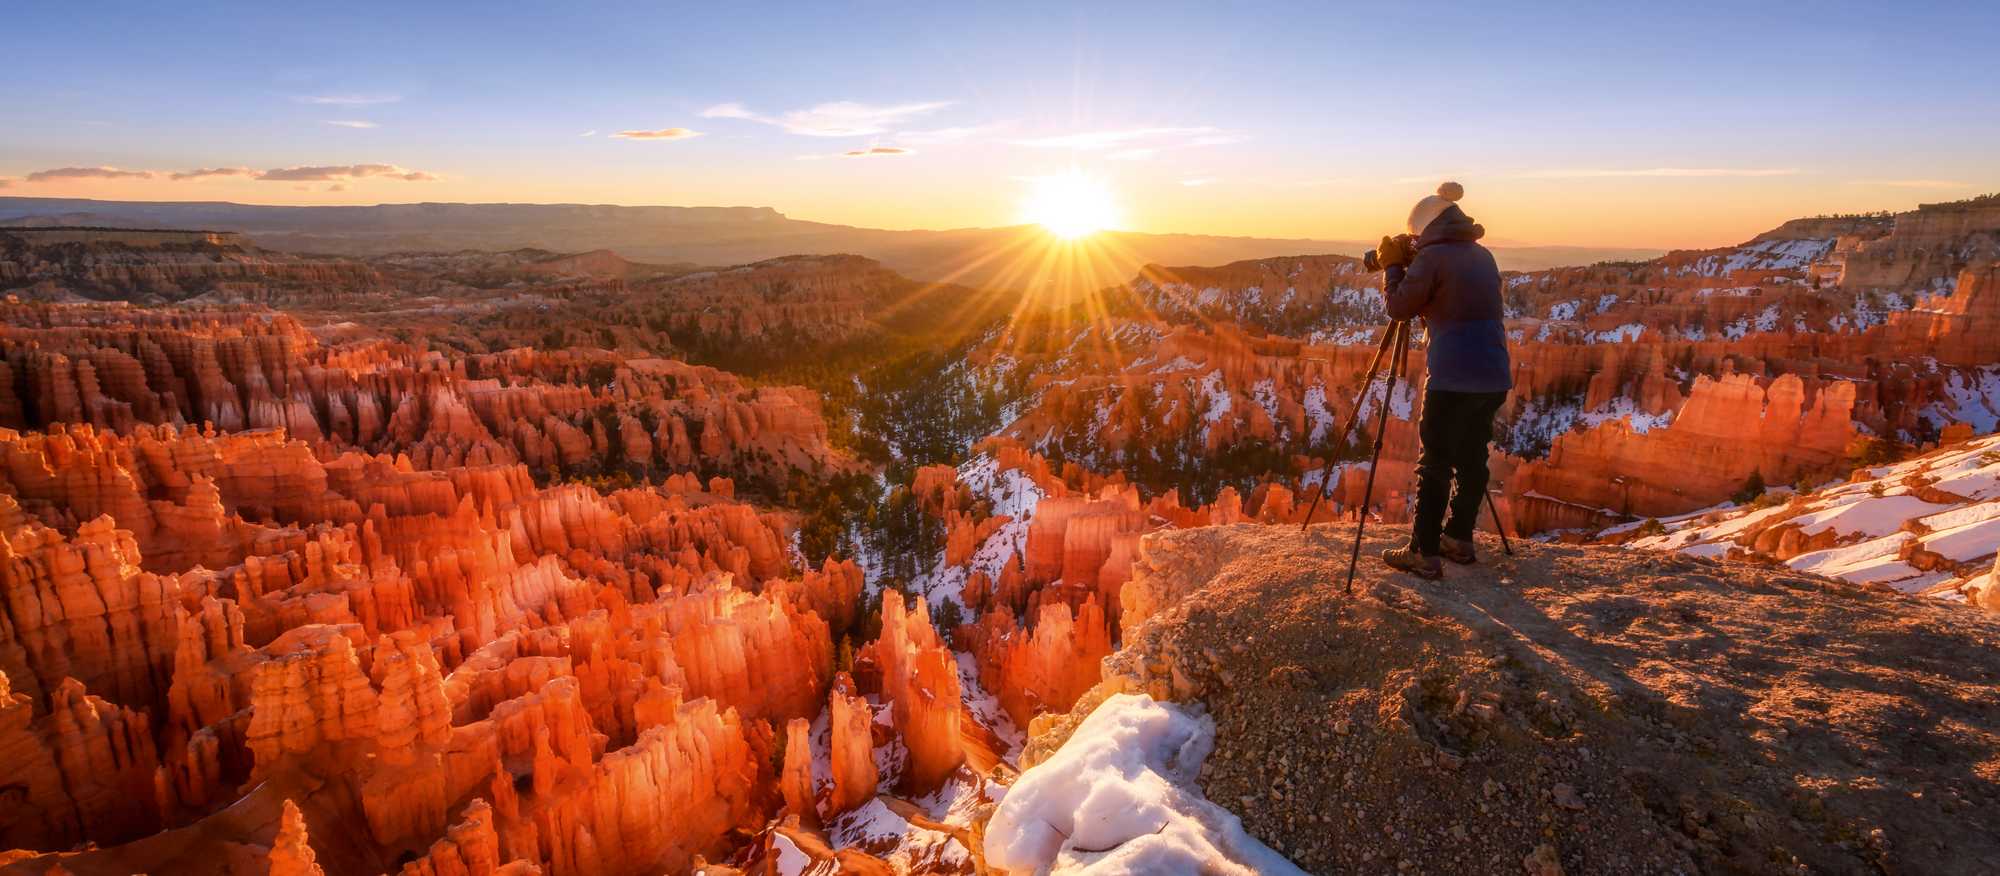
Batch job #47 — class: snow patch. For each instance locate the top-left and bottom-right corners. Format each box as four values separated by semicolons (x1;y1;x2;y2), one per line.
1920;366;2000;434
1592;323;1647;343
1251;379;1281;430
983;694;1307;875
917;455;1045;616
1302;384;1335;444
827;798;969;870
772;833;812;876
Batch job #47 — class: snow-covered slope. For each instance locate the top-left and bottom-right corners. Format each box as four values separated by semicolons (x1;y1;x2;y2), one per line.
1615;433;2000;607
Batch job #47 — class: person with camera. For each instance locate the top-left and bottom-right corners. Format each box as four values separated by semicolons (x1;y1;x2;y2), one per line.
1373;182;1513;580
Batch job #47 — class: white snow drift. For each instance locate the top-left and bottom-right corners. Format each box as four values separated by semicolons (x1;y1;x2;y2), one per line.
984;694;1306;875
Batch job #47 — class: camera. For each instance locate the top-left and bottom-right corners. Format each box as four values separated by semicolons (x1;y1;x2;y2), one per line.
1363;234;1415;273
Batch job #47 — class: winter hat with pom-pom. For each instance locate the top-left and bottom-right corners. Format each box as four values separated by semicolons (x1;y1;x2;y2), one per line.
1405;181;1465;236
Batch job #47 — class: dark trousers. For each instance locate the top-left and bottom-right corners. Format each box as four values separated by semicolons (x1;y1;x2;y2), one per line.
1413;389;1507;555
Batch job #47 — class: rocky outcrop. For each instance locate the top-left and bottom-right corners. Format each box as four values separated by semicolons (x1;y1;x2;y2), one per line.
859;590;962;794
627;255;899;348
0;229;383;303
1613;432;2000;607
779;717;818;828
0;670;162;851
1509;373;1856;531
0;514;180;714
1874;262;2000;367
824;672;877;816
266;799;325;876
0;300;879;870
1838;195;2000;290
1037;524;2000;874
958;597;1111;728
0;303;857;491
516;693;764;876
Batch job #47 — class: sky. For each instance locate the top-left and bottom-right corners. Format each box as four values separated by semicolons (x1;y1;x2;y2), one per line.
5;0;1999;248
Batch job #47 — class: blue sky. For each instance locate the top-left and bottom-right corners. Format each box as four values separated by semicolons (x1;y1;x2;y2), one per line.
5;1;1997;246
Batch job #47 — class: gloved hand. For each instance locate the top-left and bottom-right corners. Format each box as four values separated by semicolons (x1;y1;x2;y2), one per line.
1376;234;1415;269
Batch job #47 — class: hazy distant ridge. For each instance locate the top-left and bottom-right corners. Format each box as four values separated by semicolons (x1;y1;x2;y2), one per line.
0;197;1665;287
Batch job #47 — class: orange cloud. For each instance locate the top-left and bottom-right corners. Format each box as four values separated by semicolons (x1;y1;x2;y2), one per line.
612;127;703;141
25;166;157;182
170;167;258;180
256;164;437;181
843;146;914;158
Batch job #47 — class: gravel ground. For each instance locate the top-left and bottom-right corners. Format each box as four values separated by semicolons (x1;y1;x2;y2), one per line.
1026;523;2000;875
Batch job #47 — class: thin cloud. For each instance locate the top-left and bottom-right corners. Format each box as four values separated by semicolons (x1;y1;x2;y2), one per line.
326;184;347;192
1181;177;1219;187
169;167;257;180
703;100;953;137
0;178;12;188
1514;167;1800;179
580;130;598;137
1013;126;1223;150
256;164;437;182
296;93;401;106
324;120;379;129
26;163;437;184
25;166;157;182
612;127;703;141
1291;176;1366;187
701;102;758;121
895;123;1005;145
843;146;915;158
1107;148;1157;161
1849;178;1968;188
1272;174;1466;188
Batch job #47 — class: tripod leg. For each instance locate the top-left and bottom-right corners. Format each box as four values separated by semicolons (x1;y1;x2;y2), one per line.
1300;323;1399;531
1485;489;1513;556
1344;321;1410;595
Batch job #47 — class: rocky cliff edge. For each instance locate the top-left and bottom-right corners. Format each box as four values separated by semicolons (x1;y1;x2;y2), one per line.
1005;524;2000;875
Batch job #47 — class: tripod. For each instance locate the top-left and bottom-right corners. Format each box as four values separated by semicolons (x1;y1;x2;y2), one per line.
1299;319;1513;594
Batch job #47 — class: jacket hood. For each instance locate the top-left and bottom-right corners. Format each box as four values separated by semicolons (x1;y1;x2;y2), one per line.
1417;204;1485;247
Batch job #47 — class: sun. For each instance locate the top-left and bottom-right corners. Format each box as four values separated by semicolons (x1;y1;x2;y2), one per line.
1020;170;1121;240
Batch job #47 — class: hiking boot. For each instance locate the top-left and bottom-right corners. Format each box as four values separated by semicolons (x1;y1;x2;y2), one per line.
1440;534;1478;565
1382;543;1443;580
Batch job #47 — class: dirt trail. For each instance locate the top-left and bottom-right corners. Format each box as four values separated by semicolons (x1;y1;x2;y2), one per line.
1046;524;2000;875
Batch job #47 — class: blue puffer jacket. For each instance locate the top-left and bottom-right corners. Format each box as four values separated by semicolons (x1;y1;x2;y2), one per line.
1383;205;1514;393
